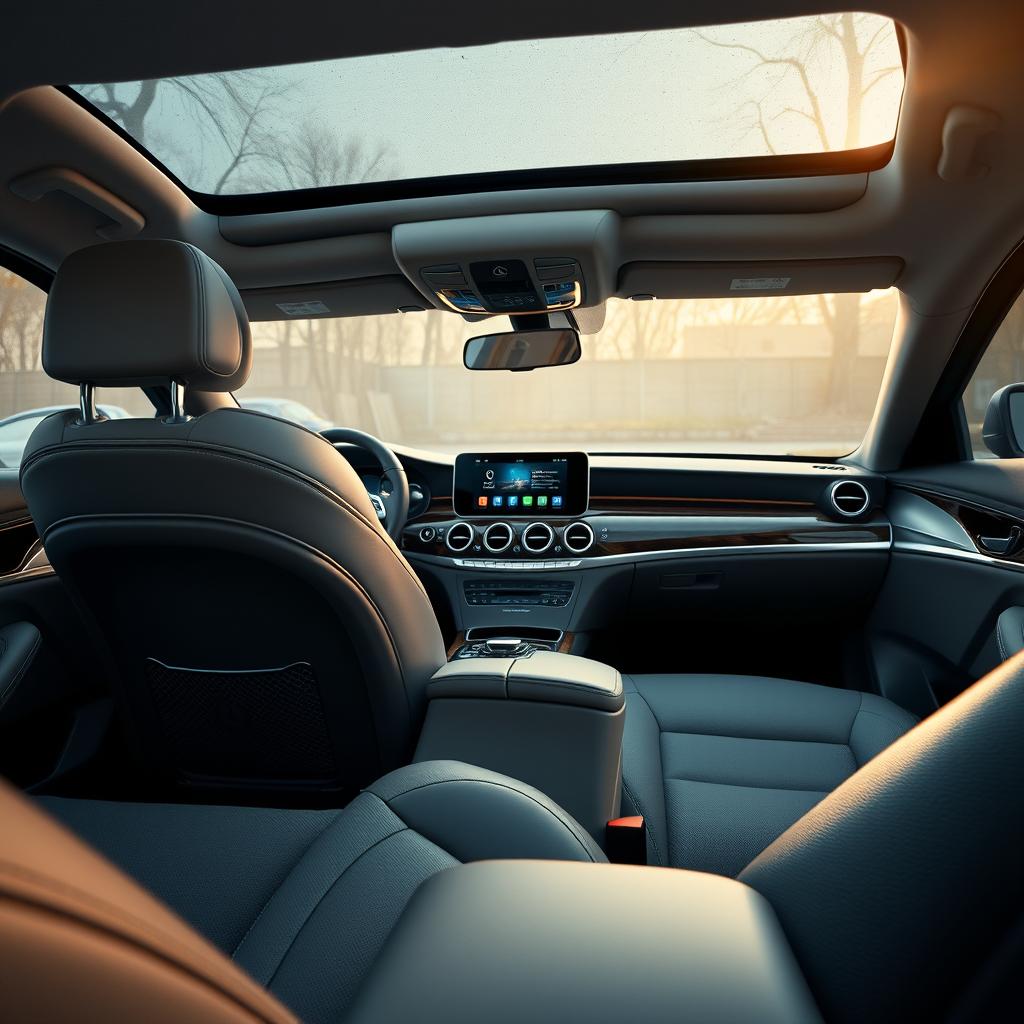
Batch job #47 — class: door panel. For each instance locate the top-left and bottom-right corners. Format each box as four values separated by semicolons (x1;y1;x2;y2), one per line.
870;462;1024;711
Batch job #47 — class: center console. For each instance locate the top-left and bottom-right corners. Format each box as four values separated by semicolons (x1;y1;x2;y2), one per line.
415;651;624;842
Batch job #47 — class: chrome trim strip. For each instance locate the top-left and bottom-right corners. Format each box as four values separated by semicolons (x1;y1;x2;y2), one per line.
0;565;55;586
407;539;891;572
894;540;1024;573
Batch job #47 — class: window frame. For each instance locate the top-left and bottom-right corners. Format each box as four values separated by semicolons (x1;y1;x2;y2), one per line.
58;20;908;217
903;238;1024;467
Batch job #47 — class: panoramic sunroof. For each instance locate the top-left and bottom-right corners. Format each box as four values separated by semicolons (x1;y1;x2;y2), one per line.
70;13;903;200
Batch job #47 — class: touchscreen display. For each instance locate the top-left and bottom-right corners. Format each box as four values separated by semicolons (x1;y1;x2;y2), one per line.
453;453;589;517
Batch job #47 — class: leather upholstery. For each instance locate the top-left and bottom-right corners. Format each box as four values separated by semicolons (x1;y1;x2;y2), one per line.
347;861;823;1024
40;761;603;1024
43;239;251;391
0;777;297;1024
995;605;1024;661
0;620;42;716
740;650;1024;1024
620;674;916;876
21;240;448;793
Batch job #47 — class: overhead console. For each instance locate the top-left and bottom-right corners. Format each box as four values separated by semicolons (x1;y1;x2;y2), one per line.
392;210;620;316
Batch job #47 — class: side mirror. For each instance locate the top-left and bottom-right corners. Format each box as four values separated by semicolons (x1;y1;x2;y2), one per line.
982;383;1024;458
463;328;581;372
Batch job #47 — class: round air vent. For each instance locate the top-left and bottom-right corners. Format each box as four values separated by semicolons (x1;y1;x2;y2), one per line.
521;522;554;554
562;521;595;554
445;521;475;552
483;522;514;553
828;480;871;518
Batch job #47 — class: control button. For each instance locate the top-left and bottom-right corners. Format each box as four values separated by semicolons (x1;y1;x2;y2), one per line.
418;526;436;543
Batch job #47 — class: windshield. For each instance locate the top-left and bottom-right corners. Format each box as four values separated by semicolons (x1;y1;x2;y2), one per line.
245;292;898;456
70;13;903;196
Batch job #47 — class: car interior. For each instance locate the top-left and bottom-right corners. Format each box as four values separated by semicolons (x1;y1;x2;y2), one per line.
1;1;1023;1021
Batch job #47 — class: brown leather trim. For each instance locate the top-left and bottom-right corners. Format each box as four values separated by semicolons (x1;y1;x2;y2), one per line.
0;781;296;1023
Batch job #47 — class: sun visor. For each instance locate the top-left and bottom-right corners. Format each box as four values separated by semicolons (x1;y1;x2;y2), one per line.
240;275;429;321
617;258;903;300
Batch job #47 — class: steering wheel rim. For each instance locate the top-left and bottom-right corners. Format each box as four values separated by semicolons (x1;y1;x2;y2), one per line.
320;428;410;542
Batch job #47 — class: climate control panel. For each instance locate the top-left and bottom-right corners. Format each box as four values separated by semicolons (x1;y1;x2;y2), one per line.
405;519;596;561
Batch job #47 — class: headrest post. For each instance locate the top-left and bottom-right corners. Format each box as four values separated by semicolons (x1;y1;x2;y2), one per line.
169;380;188;422
78;383;97;425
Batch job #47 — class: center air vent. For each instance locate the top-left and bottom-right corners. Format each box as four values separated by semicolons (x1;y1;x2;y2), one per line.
563;522;595;554
445;521;475;552
483;522;514;553
828;480;871;518
521;522;555;554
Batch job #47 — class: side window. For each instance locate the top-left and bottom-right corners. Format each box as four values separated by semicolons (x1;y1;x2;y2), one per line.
964;287;1024;458
0;268;78;467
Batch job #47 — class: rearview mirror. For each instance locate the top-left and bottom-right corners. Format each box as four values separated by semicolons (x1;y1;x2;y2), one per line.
463;329;581;372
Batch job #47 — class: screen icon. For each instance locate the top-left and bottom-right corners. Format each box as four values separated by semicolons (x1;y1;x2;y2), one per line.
552;495;563;508
508;496;519;507
493;496;503;507
523;496;534;507
537;495;549;507
477;496;488;508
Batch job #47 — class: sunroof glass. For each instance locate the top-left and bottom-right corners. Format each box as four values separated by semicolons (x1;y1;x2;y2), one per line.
70;12;903;197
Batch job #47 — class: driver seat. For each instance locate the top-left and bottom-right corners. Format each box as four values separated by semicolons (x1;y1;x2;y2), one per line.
20;239;447;799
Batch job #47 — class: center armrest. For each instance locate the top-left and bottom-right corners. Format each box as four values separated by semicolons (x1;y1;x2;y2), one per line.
346;860;822;1024
416;652;625;842
427;651;624;711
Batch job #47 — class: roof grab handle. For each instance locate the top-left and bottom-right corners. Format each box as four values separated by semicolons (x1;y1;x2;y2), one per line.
8;167;145;240
937;105;1001;184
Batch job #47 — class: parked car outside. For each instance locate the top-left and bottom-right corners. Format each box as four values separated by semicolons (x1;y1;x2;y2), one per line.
239;397;332;432
0;404;131;467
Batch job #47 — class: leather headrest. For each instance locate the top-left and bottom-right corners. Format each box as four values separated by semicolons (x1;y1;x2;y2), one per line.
43;239;252;392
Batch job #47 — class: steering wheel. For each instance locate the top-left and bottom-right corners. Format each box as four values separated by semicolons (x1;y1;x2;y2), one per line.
320;428;410;542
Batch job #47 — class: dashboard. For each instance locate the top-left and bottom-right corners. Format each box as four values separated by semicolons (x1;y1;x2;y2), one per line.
339;443;893;646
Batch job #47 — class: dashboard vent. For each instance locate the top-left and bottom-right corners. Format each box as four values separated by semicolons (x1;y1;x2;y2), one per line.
521;522;554;554
483;522;514;553
828;480;871;518
563;522;595;554
445;522;475;552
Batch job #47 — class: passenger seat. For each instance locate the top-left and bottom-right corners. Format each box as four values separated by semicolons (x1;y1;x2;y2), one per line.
36;760;603;1024
621;674;916;876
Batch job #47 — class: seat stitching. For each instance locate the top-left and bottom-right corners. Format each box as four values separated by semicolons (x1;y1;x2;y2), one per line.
660;729;855;747
262;825;415;989
621;774;665;867
622;682;666;866
663;777;832;797
848;708;914;767
230;810;345;959
848;690;864;745
375;779;599;862
0;630;41;711
21;441;429;598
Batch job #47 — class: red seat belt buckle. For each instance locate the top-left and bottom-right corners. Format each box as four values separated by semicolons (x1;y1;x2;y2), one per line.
605;815;647;865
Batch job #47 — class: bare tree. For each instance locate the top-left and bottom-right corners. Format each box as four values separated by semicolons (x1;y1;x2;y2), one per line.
79;72;295;194
0;271;45;373
694;14;901;412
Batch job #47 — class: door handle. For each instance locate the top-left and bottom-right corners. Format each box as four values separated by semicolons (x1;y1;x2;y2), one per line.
978;525;1023;556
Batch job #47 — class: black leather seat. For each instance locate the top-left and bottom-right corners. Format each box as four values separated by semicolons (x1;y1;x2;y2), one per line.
20;239;448;798
39;760;604;1024
621;673;917;876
